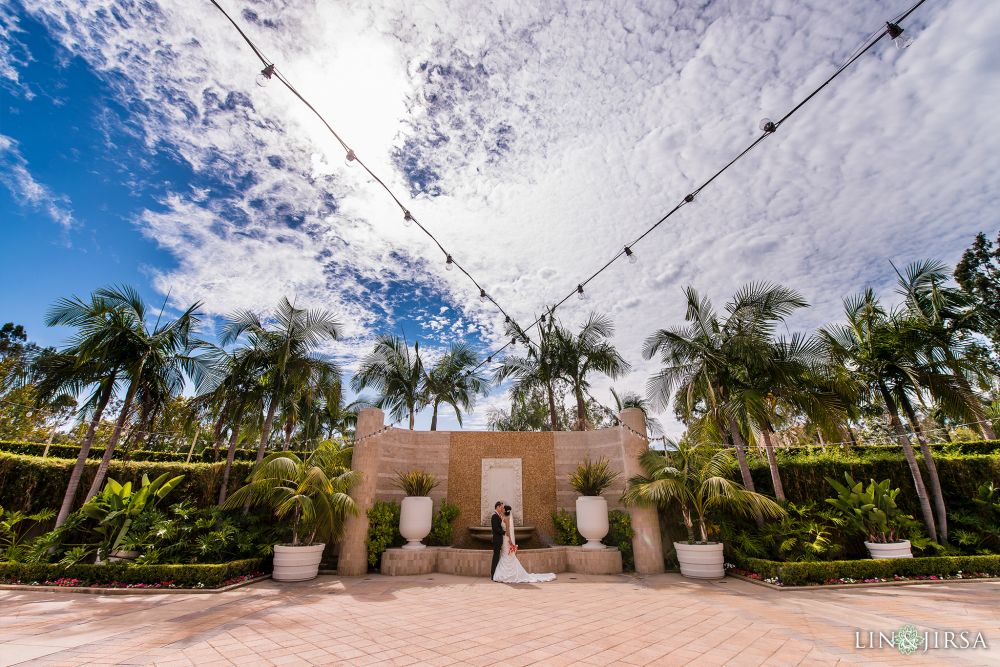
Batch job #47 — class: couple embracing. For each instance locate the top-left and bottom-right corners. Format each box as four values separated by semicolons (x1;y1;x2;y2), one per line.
489;500;556;583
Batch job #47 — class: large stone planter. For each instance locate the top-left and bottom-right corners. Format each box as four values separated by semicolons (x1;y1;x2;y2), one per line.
576;496;610;550
674;541;724;579
400;496;433;550
865;540;912;559
273;543;325;581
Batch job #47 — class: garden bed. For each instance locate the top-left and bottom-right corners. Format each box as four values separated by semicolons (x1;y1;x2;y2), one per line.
730;555;1000;588
0;558;266;591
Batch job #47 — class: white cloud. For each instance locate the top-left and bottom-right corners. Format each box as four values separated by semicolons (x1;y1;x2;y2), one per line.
10;0;1000;435
0;133;74;229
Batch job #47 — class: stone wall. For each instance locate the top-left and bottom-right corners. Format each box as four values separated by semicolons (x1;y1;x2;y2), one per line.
380;546;623;578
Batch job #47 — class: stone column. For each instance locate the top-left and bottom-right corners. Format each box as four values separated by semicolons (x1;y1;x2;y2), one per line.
619;408;665;575
338;408;384;576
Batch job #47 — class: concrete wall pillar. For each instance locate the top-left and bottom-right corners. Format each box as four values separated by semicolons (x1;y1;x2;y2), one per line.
619;408;665;575
338;408;384;576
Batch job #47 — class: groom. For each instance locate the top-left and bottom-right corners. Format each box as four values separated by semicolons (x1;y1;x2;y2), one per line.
490;500;505;579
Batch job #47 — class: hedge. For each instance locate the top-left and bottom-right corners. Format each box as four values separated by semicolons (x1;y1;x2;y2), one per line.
0;440;190;463
0;451;254;513
737;555;1000;587
774;440;1000;457
0;558;264;588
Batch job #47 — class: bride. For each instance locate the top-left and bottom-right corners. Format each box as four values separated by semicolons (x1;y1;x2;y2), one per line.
492;504;556;583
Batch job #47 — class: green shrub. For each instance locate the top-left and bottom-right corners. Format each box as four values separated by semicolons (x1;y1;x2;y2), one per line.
0;558;264;588
392;470;439;497
605;510;635;571
551;509;583;546
736;554;1000;586
721;501;845;563
366;500;402;569
426;501;460;546
0;441;189;463
199;447;260;463
569;458;620;496
0;451;253;513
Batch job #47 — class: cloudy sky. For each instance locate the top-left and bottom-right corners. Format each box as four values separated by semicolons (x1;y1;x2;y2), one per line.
1;0;997;435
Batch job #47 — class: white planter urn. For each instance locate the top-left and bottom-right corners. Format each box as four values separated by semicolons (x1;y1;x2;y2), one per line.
576;496;610;550
400;496;433;550
865;540;913;559
674;541;725;579
108;550;139;563
273;543;325;582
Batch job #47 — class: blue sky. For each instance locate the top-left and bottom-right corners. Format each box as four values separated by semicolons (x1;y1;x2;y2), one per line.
1;0;998;433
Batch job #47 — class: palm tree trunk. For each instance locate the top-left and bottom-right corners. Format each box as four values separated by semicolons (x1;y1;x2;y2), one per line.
85;379;140;502
210;399;229;462
185;428;200;463
218;410;244;505
430;400;439;431
54;378;114;528
846;424;860;447
408;403;415;430
726;415;756;492
760;428;785;502
256;399;278;465
546;382;559;432
878;382;937;542
899;393;948;542
282;415;293;451
574;386;588;431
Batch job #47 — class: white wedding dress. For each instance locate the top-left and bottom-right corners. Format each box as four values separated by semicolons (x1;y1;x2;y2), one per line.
492;521;556;583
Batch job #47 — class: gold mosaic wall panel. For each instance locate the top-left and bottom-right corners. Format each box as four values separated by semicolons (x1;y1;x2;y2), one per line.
447;431;556;547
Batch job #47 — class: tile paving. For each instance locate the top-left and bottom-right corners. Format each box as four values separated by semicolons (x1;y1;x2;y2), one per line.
0;574;998;666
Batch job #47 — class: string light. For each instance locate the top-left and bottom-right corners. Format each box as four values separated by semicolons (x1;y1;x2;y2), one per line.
886;22;913;49
759;118;777;133
255;63;275;87
445;254;454;271
576;284;586;300
480;288;488;302
402;209;413;226
345;148;356;164
624;246;637;264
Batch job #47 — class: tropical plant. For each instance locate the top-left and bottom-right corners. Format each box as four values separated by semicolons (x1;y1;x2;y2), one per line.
366;500;402;567
221;297;342;465
495;315;564;431
721;501;842;563
610;387;663;437
569;457;620;496
622;436;785;543
0;506;55;562
426;501;460;546
421;343;490;430
955;230;1000;350
222;442;359;546
951;483;1000;554
80;472;185;559
824;473;915;544
392;470;439;497
554;313;630;430
352;334;423;430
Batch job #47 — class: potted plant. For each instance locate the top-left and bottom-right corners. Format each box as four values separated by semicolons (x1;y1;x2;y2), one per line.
81;473;185;563
393;470;439;550
569;458;620;549
224;442;359;581
825;474;914;559
622;438;785;578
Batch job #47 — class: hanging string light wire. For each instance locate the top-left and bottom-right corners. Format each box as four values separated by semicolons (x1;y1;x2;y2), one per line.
467;0;929;374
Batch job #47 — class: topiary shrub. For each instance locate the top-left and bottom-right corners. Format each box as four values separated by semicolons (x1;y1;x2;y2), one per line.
366;500;403;569
426;501;460;546
735;554;1000;587
0;558;265;588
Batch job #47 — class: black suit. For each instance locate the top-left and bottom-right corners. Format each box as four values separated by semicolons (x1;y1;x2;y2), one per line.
490;512;505;578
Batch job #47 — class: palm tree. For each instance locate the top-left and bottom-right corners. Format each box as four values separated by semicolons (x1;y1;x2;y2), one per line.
495;314;564;431
555;313;630;430
895;259;996;439
610;387;663;437
819;289;941;541
421;343;490;430
352;334;423;429
221;297;342;464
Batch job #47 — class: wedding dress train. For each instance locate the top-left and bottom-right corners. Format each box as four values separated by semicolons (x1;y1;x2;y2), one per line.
492;528;556;583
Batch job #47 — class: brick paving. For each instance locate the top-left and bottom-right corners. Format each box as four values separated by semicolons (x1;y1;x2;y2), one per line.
0;574;998;666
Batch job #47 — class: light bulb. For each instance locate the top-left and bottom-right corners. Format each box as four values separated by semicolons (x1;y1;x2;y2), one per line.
445;255;454;271
403;210;413;226
345;149;356;165
886;22;913;49
759;118;776;133
511;337;517;347
576;284;586;300
480;288;488;302
255;64;275;87
625;246;637;264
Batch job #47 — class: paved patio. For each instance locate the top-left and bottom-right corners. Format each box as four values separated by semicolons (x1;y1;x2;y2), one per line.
1;573;997;666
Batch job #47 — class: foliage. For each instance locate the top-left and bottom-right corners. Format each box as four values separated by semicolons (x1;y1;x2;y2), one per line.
0;451;252;514
824;474;913;544
950;483;1000;554
487;386;573;432
568;457;620;496
553;312;630;430
605;510;635;571
720;501;844;563
420;343;490;430
551;510;584;546
352;334;423;430
0;506;55;562
80;473;184;558
735;554;1000;587
392;470;439;497
426;501;460;546
0;441;189;462
0;558;264;589
955;230;1000;349
366;500;403;568
223;443;358;546
622;437;785;543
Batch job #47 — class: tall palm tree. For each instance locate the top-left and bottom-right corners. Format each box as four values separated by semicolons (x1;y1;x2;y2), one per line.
609;387;663;437
895;259;996;439
221;297;342;464
495;315;564;431
819;289;941;541
421;343;490;430
352;334;423;429
555;313;630;430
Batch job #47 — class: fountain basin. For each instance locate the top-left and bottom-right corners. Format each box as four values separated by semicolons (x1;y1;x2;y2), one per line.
468;525;536;544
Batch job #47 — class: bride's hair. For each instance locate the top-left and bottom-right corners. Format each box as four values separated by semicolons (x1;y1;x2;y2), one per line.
503;504;511;516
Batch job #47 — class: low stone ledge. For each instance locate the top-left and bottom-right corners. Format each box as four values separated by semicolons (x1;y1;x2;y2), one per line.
380;546;623;577
380;548;437;576
566;546;623;575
